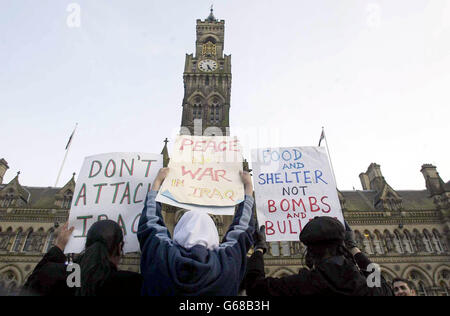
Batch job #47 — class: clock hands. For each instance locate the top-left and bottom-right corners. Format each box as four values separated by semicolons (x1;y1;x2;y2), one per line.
199;60;216;72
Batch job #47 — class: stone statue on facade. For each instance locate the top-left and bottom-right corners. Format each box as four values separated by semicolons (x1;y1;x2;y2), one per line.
384;232;395;253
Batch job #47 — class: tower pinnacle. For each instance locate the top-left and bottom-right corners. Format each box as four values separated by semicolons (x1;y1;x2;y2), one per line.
207;5;217;22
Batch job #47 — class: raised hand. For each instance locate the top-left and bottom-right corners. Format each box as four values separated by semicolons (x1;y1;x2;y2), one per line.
254;225;268;254
240;171;253;196
55;222;75;251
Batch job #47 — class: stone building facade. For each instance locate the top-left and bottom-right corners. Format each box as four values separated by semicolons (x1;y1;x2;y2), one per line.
1;11;449;296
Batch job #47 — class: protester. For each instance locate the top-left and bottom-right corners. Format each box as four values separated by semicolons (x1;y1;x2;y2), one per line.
20;222;75;296
392;278;417;296
245;217;394;296
21;220;142;296
138;168;255;296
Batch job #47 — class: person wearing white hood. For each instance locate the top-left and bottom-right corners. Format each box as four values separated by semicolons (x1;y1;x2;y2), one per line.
137;168;256;296
172;210;220;251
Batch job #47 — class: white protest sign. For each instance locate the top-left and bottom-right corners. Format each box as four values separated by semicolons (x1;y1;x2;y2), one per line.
251;146;344;242
157;135;244;209
65;152;163;253
156;194;236;216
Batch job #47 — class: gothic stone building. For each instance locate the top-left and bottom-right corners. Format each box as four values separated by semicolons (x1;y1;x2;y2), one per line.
1;11;449;296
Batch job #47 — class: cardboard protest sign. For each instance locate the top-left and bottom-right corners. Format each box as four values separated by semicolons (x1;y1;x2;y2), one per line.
65;153;163;254
156;135;244;210
251;147;344;242
156;194;236;216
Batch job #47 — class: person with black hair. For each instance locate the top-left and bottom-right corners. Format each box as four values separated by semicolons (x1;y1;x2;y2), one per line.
74;219;142;296
392;278;417;296
138;168;255;296
21;220;142;296
244;217;394;296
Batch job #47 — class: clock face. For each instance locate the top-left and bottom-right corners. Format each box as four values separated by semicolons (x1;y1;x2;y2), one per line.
198;59;218;72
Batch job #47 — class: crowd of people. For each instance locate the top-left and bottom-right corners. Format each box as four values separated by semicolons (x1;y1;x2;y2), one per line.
16;168;416;296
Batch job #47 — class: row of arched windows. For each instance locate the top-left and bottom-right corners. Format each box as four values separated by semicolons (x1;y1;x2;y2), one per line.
267;228;447;258
0;227;56;254
191;97;222;123
354;229;447;255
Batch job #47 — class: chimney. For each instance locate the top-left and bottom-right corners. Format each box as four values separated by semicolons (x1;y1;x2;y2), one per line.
365;163;385;192
359;173;371;190
421;164;444;196
0;159;9;184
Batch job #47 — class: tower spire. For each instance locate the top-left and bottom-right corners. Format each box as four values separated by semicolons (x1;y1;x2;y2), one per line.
207;5;216;22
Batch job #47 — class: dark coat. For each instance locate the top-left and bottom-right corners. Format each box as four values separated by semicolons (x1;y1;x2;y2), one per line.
137;191;255;296
21;246;142;296
244;251;393;296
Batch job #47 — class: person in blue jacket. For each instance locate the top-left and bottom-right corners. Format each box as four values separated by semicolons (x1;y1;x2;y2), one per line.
138;168;255;296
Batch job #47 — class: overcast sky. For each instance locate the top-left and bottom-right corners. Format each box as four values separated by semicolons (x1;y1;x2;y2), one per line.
1;0;449;191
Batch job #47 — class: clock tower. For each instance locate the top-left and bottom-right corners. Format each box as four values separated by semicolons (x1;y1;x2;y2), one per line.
180;8;231;136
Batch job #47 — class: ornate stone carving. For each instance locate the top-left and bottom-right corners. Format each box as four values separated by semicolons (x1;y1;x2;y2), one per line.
384;232;395;253
414;233;426;252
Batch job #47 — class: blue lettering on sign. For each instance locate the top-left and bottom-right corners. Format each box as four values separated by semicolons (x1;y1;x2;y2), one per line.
257;171;327;185
262;148;303;162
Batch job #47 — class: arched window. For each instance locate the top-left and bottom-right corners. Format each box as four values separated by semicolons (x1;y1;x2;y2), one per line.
408;270;429;296
393;230;405;254
422;230;434;253
12;229;24;252
403;230;414;254
22;229;34;252
192;97;203;120
292;241;305;256
417;281;428;296
432;230;444;253
281;241;291;257
0;228;13;251
203;37;217;44
270;242;280;257
215;107;221;123
373;231;385;255
45;229;56;252
209;98;221;124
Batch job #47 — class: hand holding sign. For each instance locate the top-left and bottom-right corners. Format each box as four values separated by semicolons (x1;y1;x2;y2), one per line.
65;152;163;254
240;171;253;196
157;135;245;209
252;146;344;242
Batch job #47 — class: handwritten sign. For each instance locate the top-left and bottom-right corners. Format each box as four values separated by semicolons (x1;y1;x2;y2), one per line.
156;193;236;216
251;147;344;242
65;153;163;253
157;135;244;208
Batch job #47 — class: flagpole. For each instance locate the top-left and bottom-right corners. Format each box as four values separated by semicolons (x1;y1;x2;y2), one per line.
320;127;338;188
55;123;78;187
